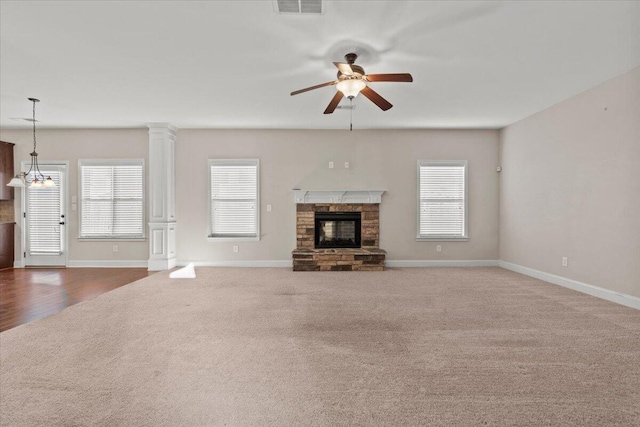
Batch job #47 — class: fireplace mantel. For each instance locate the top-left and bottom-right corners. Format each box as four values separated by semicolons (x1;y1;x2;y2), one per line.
292;190;385;204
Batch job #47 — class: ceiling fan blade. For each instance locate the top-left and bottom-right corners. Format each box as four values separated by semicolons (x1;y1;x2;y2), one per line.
323;91;344;114
333;62;354;76
360;86;393;111
364;73;413;83
291;81;338;96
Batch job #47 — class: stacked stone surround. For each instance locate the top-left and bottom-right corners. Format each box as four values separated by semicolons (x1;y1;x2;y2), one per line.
293;203;386;271
292;248;386;271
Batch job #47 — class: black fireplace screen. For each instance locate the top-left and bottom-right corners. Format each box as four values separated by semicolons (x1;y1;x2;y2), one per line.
315;212;361;248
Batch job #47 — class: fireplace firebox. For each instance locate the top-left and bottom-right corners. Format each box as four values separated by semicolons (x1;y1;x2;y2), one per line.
314;212;361;248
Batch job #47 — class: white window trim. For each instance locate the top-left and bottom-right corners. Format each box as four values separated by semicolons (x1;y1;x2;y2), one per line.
207;159;260;242
416;160;469;242
78;158;146;241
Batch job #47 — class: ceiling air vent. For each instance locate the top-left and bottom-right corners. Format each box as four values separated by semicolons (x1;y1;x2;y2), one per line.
274;0;322;14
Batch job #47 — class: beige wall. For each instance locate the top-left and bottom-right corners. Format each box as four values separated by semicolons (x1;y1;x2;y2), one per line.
0;128;500;265
499;66;640;297
176;129;499;262
0;128;149;263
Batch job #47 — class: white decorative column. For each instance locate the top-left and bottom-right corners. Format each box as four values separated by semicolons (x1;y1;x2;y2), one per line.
147;123;177;271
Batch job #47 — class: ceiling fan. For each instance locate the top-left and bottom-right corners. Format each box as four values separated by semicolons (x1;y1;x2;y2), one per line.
290;53;413;114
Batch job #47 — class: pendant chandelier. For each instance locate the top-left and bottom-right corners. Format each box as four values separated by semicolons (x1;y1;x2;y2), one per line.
6;98;56;189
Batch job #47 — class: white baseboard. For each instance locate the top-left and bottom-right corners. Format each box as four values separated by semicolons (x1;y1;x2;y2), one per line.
13;260;148;268
66;260;149;268
148;258;177;271
499;261;640;310
178;260;499;268
386;260;499;267
174;260;501;268
177;260;293;268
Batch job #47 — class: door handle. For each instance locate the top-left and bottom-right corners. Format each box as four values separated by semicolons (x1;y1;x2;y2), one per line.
59;222;65;225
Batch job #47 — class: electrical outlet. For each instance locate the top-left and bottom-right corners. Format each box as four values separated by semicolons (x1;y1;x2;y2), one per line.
344;162;350;169
436;245;442;253
329;161;334;169
233;245;239;253
562;257;568;267
267;204;272;212
112;245;118;253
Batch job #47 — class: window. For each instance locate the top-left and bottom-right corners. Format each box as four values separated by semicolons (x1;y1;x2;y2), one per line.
209;159;259;240
417;160;468;240
79;159;145;239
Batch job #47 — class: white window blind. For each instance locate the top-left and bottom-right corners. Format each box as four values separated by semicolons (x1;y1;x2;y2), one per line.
80;160;144;239
418;161;467;239
27;170;63;254
209;159;259;239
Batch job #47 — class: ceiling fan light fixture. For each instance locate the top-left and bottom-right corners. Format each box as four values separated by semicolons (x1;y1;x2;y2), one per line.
290;52;411;114
337;79;366;98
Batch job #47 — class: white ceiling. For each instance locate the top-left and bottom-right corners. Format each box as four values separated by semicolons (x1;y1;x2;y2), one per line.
1;1;639;130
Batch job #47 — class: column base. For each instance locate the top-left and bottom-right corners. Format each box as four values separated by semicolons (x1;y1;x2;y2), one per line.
148;258;177;271
148;221;177;271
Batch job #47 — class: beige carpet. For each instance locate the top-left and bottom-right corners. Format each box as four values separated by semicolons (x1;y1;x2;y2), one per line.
1;267;639;426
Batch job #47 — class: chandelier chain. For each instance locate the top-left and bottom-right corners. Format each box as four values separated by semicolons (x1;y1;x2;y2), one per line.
32;99;37;152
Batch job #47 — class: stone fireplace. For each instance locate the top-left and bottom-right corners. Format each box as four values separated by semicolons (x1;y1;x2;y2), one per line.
292;191;386;271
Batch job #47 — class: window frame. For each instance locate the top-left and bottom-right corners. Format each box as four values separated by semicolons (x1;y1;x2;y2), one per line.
207;159;260;242
416;160;469;242
78;158;146;241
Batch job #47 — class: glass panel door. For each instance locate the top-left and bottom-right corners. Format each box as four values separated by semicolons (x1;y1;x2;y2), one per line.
24;164;66;266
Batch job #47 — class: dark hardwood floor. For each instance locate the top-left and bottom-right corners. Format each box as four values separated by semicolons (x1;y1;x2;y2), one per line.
0;268;154;332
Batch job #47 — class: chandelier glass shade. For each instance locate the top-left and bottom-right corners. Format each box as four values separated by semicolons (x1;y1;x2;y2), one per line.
336;79;366;98
6;98;56;189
